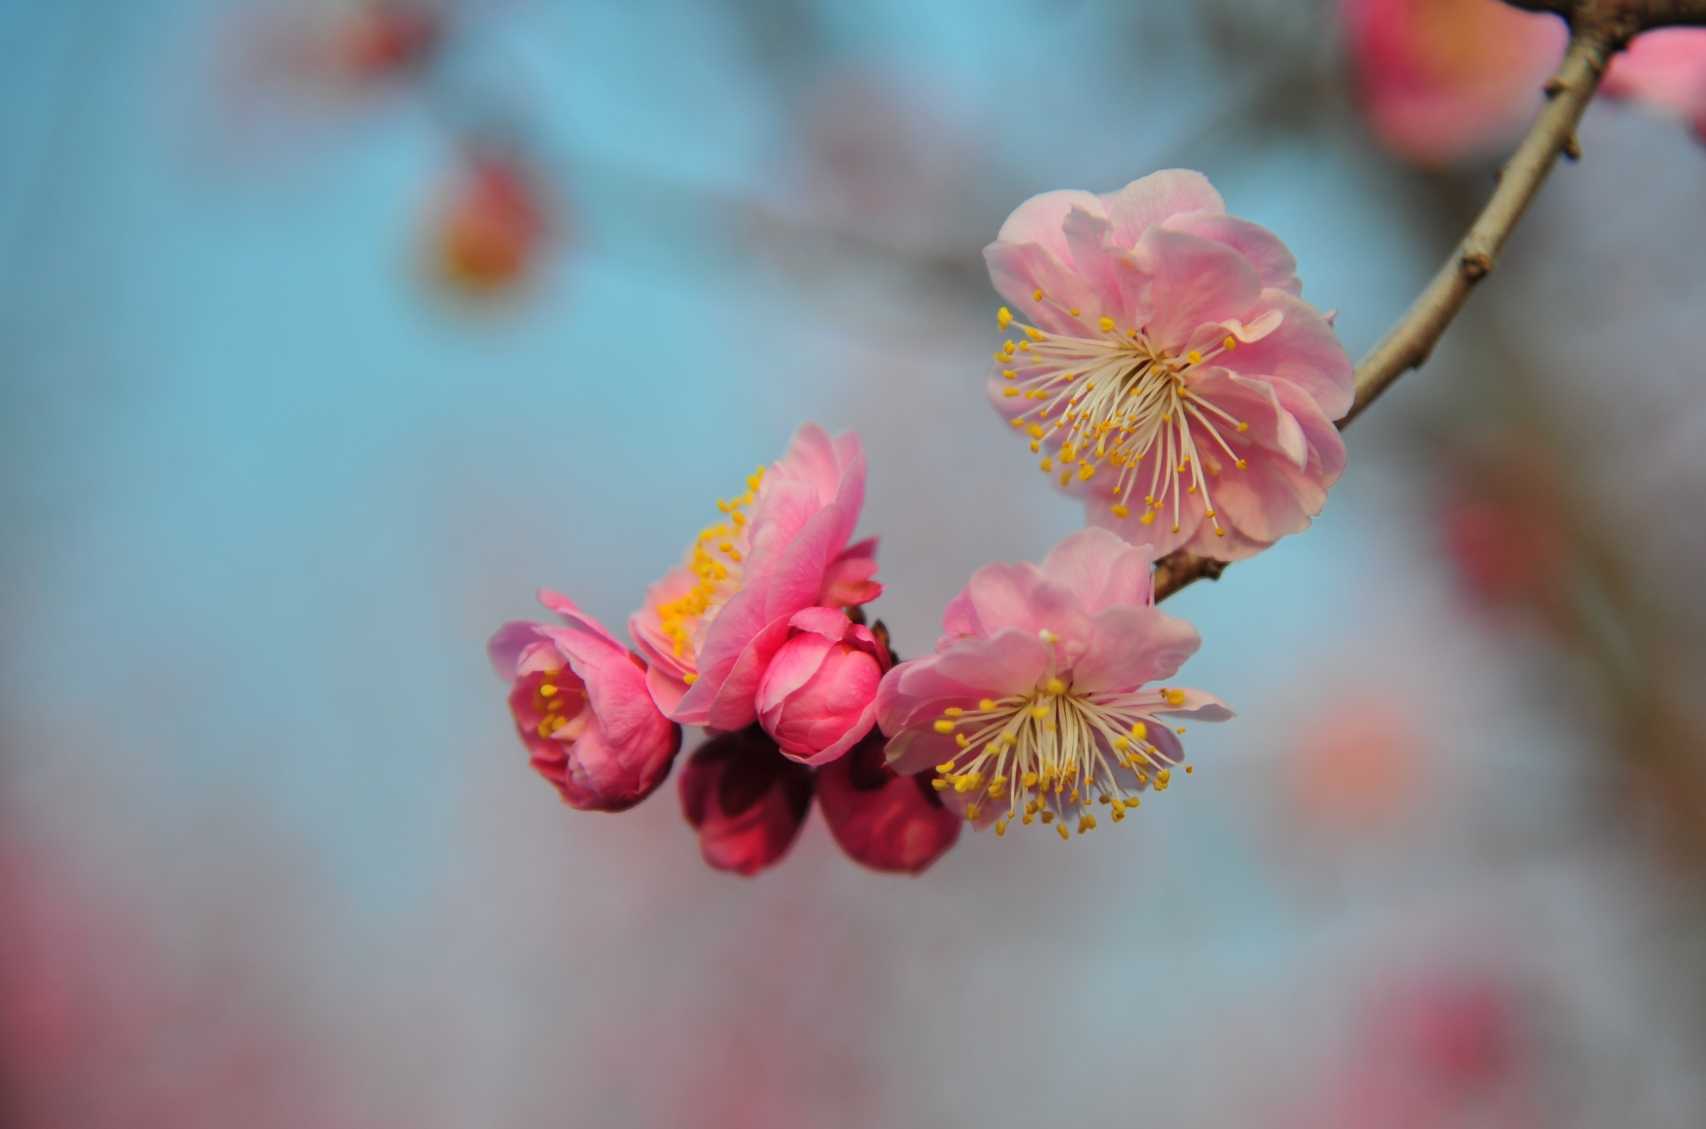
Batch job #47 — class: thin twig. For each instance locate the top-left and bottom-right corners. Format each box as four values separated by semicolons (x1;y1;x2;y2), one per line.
1151;24;1624;603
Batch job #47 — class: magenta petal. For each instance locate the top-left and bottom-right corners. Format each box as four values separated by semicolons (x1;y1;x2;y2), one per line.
816;736;960;875
678;728;814;877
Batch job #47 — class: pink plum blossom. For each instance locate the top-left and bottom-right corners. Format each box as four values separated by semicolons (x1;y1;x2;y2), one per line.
815;734;962;873
984;169;1351;561
1342;0;1565;166
489;589;682;812
875;527;1232;839
754;606;887;765
1603;29;1706;143
678;726;816;875
630;424;879;728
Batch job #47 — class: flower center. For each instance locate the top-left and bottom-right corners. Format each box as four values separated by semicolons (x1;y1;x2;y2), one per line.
926;659;1194;840
996;298;1252;538
523;669;588;742
653;465;767;662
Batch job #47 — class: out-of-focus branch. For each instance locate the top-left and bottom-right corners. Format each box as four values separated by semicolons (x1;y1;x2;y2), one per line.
1505;0;1706;29
1151;7;1653;603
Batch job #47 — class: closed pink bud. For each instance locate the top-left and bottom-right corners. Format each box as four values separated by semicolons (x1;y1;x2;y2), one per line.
488;589;681;812
816;735;960;875
755;606;886;766
678;727;814;876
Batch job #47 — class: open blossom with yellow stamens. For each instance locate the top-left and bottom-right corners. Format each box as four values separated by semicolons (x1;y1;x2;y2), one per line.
628;424;881;730
874;528;1231;839
984;169;1353;561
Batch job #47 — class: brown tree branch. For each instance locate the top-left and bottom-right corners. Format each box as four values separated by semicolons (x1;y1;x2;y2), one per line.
1150;15;1638;603
1505;0;1706;29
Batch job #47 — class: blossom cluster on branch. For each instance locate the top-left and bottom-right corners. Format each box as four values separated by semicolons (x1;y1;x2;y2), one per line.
487;3;1706;877
488;172;1354;875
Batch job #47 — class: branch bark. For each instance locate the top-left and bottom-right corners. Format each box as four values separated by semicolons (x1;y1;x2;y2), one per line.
1505;0;1706;28
1151;21;1627;603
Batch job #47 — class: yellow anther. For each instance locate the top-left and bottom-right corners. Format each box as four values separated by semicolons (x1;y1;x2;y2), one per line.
1032;287;1044;301
1236;421;1249;432
1022;771;1039;788
538;683;559;697
944;707;964;717
1060;444;1077;463
1040;809;1056;824
1097;316;1116;333
1111;807;1126;822
995;819;1008;838
1187;350;1202;365
1140;512;1156;526
1164;689;1186;707
1044;677;1068;695
1002;369;1018;381
1068;307;1081;317
1057;822;1071;841
1096;793;1110;805
966;803;982;820
1077;463;1095;481
979;698;997;711
1040;458;1053;472
1029;440;1041;453
931;777;949;791
683;673;698;685
1039;628;1059;645
1030;704;1049;720
1058;470;1072;487
1027;424;1045;439
935;761;956;774
1018;341;1030;352
1235;458;1248;470
1223;335;1237;349
933;719;956;734
997;306;1013;330
955;734;970;748
1111;503;1131;519
1130;721;1147;739
1002;387;1021;398
1185;765;1194;775
1113;735;1130;751
1022;813;1035;825
1001;340;1016;356
1025;327;1044;342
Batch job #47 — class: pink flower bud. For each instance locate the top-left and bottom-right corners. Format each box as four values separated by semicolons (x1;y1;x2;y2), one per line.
755;606;886;766
488;590;681;812
678;727;813;876
816;735;960;875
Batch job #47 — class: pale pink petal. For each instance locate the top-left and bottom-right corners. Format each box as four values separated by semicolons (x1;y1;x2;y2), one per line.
995;188;1108;263
1132;226;1264;350
1152;687;1236;722
1068;606;1202;693
983;241;1110;333
1163;211;1301;294
1213;290;1354;420
1098;169;1225;246
1039;526;1157;613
